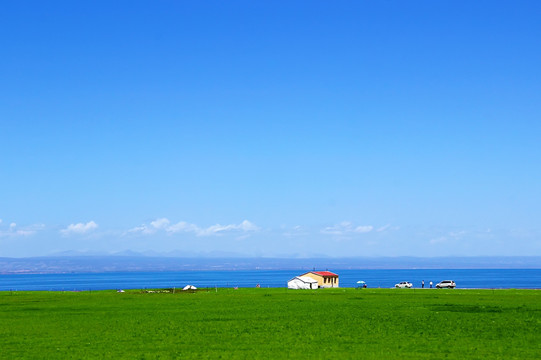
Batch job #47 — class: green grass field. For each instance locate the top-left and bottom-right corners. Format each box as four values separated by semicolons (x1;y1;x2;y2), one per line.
1;288;540;359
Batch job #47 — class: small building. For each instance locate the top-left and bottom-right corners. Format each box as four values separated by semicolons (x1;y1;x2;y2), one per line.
287;276;319;290
301;271;339;288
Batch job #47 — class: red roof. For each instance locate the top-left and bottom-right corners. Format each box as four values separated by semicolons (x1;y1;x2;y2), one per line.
309;271;338;277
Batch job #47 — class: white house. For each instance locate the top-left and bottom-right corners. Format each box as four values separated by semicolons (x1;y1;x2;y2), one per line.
287;276;318;289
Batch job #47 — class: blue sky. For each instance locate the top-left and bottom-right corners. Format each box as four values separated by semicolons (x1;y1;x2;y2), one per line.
1;1;540;257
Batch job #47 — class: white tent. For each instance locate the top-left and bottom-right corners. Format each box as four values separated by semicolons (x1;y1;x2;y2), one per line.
287;276;318;289
182;285;197;290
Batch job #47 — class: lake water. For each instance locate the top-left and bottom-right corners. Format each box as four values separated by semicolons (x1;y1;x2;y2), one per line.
1;269;540;291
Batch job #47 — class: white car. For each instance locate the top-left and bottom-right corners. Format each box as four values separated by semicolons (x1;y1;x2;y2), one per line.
436;280;456;289
395;281;413;288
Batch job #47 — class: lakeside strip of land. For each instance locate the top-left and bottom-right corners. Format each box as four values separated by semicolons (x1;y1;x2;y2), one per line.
1;255;541;274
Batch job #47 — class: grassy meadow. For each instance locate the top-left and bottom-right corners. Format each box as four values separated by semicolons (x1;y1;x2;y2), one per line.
0;288;540;359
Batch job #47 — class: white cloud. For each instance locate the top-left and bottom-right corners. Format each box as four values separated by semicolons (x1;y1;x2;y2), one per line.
205;220;259;236
61;221;98;236
151;218;170;230
15;230;35;236
127;219;260;237
448;230;466;238
126;218;170;235
428;229;478;245
355;225;374;233
169;219;259;237
282;225;309;238
321;221;374;235
0;222;45;238
166;221;200;234
429;236;447;244
126;224;151;234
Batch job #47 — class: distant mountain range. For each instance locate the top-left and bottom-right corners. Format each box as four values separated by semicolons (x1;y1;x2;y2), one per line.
0;255;540;274
47;249;252;258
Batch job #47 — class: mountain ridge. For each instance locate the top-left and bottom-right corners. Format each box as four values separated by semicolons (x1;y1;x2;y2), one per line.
1;255;540;274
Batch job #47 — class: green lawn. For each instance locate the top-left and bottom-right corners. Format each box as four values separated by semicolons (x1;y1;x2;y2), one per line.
0;288;540;359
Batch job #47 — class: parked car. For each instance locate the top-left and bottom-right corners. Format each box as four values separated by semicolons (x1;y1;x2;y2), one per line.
436;280;456;289
395;281;413;288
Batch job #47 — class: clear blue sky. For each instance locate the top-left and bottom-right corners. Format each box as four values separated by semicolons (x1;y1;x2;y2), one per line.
1;1;540;257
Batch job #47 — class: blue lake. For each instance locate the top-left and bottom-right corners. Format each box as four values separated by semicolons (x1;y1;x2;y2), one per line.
1;269;540;291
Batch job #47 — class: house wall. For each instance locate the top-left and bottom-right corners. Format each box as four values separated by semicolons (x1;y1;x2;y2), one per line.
302;273;324;287
302;272;339;288
320;276;338;288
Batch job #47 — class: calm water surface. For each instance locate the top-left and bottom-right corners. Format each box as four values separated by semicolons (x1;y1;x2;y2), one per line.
1;269;540;291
